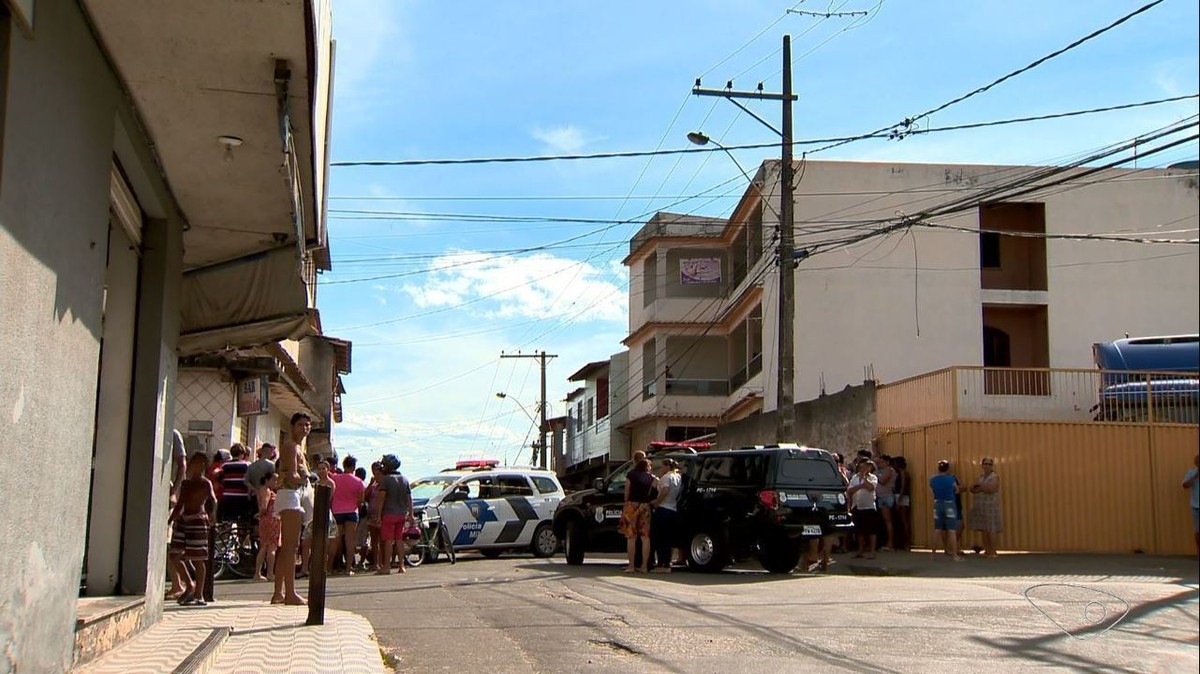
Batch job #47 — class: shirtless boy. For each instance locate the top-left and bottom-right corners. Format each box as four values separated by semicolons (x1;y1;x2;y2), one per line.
272;412;313;605
169;452;217;606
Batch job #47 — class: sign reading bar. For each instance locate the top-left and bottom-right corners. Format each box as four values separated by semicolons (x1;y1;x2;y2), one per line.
680;257;721;285
237;375;270;417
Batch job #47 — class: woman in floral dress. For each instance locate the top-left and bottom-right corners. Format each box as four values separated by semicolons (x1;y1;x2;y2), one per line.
969;458;1002;558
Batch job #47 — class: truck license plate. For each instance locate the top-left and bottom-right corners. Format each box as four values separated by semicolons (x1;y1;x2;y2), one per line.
802;525;822;536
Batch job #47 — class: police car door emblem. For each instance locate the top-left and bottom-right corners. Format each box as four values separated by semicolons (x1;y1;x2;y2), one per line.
594;506;605;523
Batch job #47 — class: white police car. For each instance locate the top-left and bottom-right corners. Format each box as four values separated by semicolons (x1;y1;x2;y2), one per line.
415;466;564;558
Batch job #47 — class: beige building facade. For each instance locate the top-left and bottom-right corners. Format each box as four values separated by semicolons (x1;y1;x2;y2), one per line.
618;159;1198;448
784;160;1198;403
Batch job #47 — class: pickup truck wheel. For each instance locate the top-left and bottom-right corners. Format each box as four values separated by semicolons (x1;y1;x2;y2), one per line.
686;527;730;573
564;520;586;565
758;537;802;574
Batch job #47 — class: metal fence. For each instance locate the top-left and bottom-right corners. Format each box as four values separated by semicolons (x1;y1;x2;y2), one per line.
878;421;1198;555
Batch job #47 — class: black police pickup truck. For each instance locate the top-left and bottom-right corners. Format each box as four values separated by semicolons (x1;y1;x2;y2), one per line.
552;444;852;573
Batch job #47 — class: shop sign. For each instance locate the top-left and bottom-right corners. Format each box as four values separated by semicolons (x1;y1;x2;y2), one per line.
237;375;269;416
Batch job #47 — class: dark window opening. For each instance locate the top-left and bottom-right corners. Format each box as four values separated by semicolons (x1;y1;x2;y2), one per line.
979;202;1047;291
983;326;1011;367
596;377;609;419
980;232;1001;268
665;426;715;442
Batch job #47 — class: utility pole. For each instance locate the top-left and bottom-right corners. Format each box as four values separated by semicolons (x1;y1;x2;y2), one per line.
692;35;797;442
499;350;558;468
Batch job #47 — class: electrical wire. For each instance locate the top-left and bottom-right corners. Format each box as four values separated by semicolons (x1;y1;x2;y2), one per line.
328;170;1198;207
328;94;1197;167
334;113;1198;415
809;0;1171;154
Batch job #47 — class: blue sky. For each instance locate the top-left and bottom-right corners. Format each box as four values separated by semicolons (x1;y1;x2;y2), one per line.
319;0;1199;478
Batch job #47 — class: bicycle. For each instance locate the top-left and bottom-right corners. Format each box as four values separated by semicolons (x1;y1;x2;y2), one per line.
403;505;456;567
213;518;260;579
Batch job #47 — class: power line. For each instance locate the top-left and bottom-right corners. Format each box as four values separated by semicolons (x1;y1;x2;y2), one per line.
808;0;1170;154
328;94;1196;167
906;0;1165;130
328;169;1198;205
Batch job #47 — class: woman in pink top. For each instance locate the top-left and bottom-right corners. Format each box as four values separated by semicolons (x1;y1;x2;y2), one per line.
328;455;366;574
254;472;281;581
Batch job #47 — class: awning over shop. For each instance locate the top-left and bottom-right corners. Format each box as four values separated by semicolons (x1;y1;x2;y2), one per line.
322;336;352;374
179;246;314;356
268;374;324;426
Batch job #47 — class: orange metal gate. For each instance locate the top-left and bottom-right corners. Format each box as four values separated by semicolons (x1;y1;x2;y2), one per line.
879;420;1197;555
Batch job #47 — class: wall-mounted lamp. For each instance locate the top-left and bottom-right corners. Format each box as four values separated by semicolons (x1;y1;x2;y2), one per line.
217;135;244;163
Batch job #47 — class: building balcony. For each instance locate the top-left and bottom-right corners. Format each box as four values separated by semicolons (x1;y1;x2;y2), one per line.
644;378;731;399
633;297;726;333
877;366;1199;429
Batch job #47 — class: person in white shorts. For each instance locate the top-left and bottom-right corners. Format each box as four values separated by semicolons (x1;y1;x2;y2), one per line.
271;413;312;606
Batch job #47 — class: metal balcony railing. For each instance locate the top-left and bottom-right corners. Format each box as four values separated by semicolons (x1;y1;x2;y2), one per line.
877;366;1199;429
664;378;731;396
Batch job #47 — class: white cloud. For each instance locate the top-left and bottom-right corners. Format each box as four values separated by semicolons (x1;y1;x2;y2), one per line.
332;0;409;99
530;124;593;153
402;251;628;322
1151;58;1195;98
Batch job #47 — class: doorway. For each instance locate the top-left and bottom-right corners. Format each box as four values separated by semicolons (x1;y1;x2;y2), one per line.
83;165;143;596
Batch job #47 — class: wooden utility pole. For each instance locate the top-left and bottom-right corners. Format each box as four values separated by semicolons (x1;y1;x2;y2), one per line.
306;484;332;625
499;351;558;468
692;35;797;442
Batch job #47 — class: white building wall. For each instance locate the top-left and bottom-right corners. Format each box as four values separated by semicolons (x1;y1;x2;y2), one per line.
565;380;612;466
1040;174;1200;367
176;370;236;455
254;410;288;453
781;161;1199;401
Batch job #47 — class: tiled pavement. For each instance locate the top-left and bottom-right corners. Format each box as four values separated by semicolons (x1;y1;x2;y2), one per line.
76;600;387;674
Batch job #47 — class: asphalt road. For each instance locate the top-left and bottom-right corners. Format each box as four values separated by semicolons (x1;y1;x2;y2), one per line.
217;551;1199;673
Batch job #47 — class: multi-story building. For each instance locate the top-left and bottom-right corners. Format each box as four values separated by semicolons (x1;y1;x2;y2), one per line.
620;208;769;452
785;160;1198;402
617;159;1198;448
562;355;629;487
0;1;338;670
174;334;351;462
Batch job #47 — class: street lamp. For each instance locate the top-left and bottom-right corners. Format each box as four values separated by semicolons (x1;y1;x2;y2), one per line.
495;392;542;465
687;132;758;187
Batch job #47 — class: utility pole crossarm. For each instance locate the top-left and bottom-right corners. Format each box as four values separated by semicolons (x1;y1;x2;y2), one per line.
691;87;798;102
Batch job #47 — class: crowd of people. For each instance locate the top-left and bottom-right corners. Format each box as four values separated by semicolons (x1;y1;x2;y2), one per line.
833;449;1003;566
611;447;1007;575
165;412;417;607
164;436;1197;598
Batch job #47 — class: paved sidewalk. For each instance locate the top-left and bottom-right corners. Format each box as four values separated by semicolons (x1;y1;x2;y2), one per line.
76;600;388;674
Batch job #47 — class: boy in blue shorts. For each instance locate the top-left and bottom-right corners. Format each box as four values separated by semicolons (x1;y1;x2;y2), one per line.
929;460;962;561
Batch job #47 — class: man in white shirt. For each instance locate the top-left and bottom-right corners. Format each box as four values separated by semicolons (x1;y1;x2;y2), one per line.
847;460;879;559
